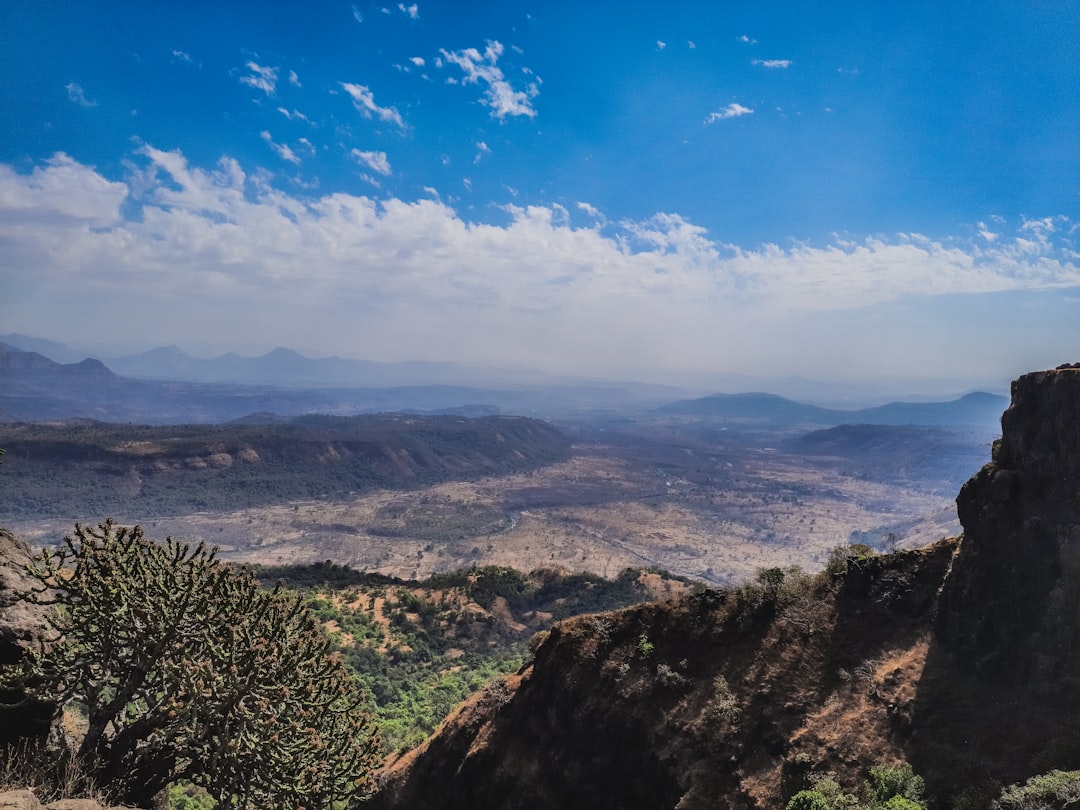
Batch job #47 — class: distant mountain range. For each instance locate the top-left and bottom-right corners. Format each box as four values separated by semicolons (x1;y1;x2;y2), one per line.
655;390;1007;428
0;336;1008;428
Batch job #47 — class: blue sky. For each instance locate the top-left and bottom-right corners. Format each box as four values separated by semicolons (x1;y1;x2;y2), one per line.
1;1;1078;386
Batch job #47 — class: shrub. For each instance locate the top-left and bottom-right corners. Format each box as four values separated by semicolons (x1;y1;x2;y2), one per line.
11;521;381;809
864;763;925;807
994;769;1080;809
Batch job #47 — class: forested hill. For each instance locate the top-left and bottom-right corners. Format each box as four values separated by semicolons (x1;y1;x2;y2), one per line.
0;414;571;520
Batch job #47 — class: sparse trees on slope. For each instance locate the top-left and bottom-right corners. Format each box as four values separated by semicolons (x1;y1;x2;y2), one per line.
13;521;381;808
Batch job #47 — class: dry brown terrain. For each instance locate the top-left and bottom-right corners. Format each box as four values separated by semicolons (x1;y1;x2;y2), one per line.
9;423;970;585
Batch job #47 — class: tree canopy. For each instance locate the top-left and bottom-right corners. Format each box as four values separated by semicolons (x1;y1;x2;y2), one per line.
14;521;381;808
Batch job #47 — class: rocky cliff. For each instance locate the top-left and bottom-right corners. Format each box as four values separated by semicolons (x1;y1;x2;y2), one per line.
937;366;1080;693
373;366;1080;809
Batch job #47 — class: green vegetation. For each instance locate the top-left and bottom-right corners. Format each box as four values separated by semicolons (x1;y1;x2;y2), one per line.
994;769;1080;809
261;561;675;753
8;522;381;809
787;764;926;810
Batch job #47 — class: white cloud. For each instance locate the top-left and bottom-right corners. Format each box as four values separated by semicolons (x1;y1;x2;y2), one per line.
240;62;278;95
657;40;667;50
171;50;195;65
65;82;97;107
398;3;419;18
276;107;310;122
410;56;425;67
289;70;301;87
688;41;696;49
737;35;757;44
753;59;792;69
350;149;392;176
474;141;490;163
339;82;406;127
439;40;539;119
706;103;754;123
260;131;301;164
352;5;364;22
2;150;1077;378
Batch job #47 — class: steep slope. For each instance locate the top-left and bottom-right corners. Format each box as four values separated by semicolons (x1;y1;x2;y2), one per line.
373;365;1080;809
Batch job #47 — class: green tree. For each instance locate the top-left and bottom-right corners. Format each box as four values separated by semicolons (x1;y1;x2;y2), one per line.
994;769;1080;809
864;763;925;808
13;521;381;808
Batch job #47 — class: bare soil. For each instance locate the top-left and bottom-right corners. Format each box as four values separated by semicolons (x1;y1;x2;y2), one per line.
9;423;971;585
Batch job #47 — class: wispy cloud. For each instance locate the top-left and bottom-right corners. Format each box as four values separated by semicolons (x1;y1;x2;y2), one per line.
688;41;696;49
706;103;754;123
239;61;278;95
276;107;310;123
439;40;539;119
753;59;792;69
410;56;425;67
351;5;364;23
260;131;301;164
398;3;419;19
350;149;392;176
737;34;758;44
657;40;667;50
474;141;490;163
65;82;97;107
288;70;301;87
339;82;406;127
171;50;197;66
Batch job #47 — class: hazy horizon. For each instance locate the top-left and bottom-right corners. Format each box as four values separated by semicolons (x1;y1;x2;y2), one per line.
2;2;1077;385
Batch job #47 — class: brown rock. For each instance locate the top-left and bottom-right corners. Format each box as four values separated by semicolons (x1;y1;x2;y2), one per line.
0;790;43;810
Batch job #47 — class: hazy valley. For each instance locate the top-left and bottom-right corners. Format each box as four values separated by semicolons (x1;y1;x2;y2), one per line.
0;337;1002;585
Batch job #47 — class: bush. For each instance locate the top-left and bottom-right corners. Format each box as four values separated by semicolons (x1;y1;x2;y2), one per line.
12;521;381;809
864;763;925;807
994;769;1080;809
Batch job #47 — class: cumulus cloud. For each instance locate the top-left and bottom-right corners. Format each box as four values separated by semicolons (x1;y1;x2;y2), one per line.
439;40;540;119
350;149;392;176
2;150;1077;377
753;59;792;69
706;103;754;123
410;56;425;67
260;131;301;164
239;61;278;95
339;82;405;127
65;82;97;107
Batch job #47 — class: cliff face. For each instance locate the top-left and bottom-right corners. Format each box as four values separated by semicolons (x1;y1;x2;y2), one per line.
373;366;1080;809
937;367;1080;693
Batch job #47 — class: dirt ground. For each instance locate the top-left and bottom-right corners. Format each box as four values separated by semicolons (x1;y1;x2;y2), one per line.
11;427;965;585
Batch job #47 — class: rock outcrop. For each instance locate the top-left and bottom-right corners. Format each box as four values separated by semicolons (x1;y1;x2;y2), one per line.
937;367;1080;694
0;530;56;746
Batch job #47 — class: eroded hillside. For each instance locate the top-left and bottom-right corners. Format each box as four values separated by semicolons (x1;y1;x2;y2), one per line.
373;366;1080;809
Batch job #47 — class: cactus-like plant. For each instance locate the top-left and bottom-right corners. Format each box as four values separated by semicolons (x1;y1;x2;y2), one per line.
17;520;381;808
